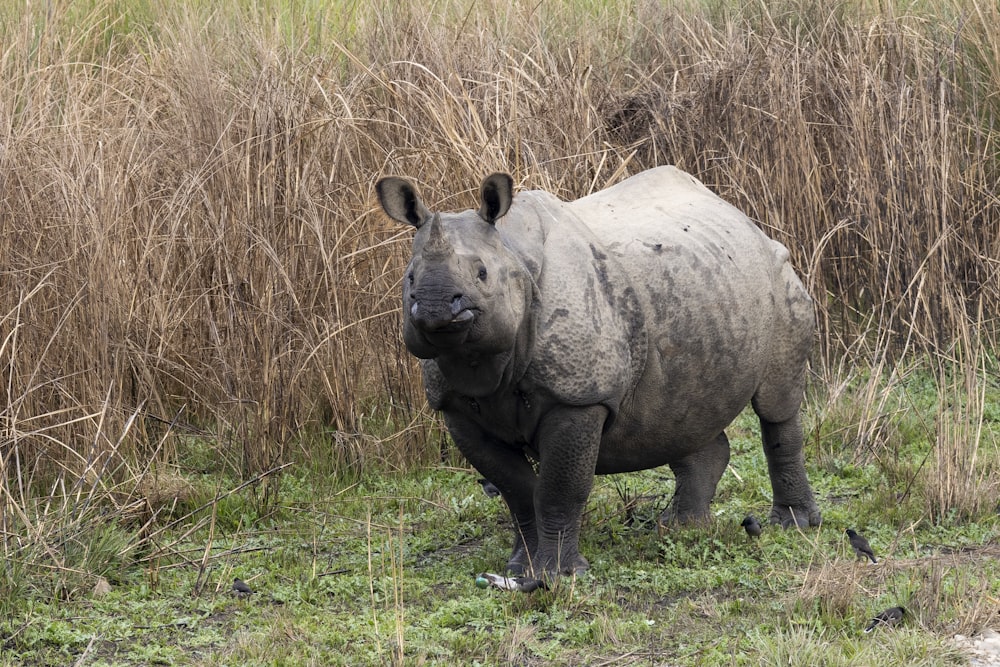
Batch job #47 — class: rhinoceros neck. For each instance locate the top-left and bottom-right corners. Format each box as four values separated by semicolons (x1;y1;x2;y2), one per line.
434;349;517;397
432;299;536;399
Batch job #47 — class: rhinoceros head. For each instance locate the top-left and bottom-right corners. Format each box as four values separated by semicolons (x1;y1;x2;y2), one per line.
376;173;531;362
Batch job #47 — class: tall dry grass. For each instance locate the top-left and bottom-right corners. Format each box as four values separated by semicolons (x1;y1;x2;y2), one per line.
1;0;998;572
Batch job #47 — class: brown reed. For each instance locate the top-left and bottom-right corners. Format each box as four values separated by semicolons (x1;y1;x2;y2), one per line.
0;0;996;519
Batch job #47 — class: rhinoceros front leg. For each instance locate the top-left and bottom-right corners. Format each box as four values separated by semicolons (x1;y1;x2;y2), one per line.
760;413;822;527
442;414;539;574
531;404;607;577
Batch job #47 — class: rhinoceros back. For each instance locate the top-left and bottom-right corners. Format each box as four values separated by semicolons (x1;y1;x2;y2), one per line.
569;167;797;340
571;166;786;282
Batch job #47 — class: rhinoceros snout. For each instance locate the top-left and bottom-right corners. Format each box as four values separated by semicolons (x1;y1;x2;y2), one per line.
410;294;475;334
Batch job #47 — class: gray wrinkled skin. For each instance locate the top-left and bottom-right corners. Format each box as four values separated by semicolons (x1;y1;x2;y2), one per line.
376;166;821;579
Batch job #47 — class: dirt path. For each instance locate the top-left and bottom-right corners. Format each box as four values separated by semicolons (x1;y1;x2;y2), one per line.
954;630;1000;666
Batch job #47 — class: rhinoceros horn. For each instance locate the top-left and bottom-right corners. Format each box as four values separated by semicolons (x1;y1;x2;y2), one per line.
421;213;453;260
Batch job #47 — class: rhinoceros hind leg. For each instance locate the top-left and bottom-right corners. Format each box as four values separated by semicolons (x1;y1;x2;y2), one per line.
661;431;731;525
758;414;822;528
751;283;821;528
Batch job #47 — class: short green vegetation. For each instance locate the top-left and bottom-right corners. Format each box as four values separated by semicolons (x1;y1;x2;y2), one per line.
3;391;997;666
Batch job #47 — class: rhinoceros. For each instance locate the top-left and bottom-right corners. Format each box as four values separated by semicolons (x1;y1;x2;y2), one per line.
376;166;821;578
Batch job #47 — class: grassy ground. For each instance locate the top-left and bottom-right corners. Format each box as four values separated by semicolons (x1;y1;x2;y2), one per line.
4;398;997;666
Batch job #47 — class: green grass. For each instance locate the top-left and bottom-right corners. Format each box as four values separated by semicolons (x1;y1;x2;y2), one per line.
3;402;996;666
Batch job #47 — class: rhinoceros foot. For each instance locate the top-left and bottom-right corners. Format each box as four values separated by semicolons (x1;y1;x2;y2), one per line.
769;503;822;528
659;506;713;527
505;543;530;576
506;550;589;578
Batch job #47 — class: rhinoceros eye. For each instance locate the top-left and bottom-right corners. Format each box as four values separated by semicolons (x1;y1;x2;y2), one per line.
407;272;414;285
477;266;488;282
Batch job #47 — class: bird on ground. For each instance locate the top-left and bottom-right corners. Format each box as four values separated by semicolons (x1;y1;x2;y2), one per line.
740;515;763;538
864;606;905;632
232;577;253;599
846;529;877;563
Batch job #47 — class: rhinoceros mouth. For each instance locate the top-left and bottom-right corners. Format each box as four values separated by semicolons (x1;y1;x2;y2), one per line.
411;307;476;332
411;308;478;348
449;309;475;326
421;328;472;351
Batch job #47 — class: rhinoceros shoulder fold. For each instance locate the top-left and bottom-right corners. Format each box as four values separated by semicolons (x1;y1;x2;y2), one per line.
493;190;556;283
494;190;647;417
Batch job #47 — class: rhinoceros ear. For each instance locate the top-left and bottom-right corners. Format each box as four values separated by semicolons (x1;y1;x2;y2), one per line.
478;173;513;224
376;176;431;228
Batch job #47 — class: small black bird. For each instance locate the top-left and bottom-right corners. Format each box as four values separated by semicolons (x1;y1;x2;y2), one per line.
864;606;905;632
740;515;763;538
846;529;877;563
477;478;501;498
232;577;253;598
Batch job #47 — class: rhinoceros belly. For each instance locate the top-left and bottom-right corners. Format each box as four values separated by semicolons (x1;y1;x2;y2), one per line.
594;343;758;473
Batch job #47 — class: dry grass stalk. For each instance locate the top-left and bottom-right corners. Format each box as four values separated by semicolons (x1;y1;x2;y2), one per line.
799;545;1000;634
923;307;998;522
